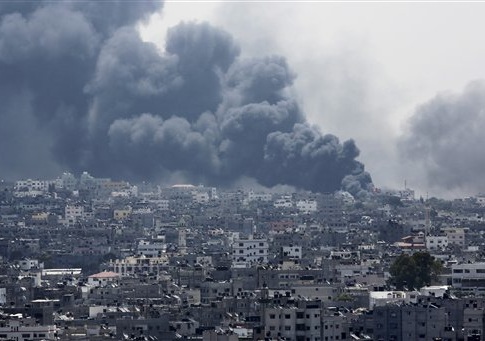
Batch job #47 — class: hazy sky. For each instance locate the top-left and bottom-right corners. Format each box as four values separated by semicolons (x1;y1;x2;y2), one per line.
140;2;485;197
1;1;484;198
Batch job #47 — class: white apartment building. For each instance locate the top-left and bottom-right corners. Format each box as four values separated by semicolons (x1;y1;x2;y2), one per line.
14;179;46;192
137;240;166;258
451;262;485;289
232;235;269;268
107;255;169;276
296;200;317;213
0;317;56;341
193;191;210;204
426;235;448;250
274;198;294;209
13;179;46;197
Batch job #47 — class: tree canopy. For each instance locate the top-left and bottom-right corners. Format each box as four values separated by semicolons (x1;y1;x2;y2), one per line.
389;252;442;290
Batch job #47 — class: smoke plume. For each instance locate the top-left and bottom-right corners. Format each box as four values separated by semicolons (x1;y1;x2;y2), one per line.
0;1;372;197
399;80;485;193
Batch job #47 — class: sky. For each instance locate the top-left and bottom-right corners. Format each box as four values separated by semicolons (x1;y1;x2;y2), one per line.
1;1;485;199
140;1;485;198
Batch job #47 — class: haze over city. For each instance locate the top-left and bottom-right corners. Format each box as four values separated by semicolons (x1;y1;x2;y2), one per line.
2;1;485;198
4;3;485;341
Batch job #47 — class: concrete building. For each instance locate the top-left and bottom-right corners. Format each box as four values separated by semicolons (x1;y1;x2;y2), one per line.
64;204;84;226
296;200;317;214
107;255;169;276
87;271;120;287
401;303;448;341
113;207;132;221
442;227;466;248
136;239;166;258
426;235;448;251
282;245;302;260
452;262;485;290
115;315;173;340
202;329;238;341
231;235;268;268
0;316;57;341
263;301;321;341
14;179;46;193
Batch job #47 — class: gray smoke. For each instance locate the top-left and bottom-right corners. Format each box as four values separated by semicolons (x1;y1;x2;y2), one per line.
0;1;372;197
399;80;485;192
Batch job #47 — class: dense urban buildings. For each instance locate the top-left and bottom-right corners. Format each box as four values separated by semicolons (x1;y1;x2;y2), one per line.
2;172;485;340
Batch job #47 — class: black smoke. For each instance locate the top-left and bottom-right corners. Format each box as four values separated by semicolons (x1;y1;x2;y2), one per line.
0;1;372;197
399;80;485;193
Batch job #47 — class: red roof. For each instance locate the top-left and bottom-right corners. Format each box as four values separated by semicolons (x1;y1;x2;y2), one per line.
88;271;120;279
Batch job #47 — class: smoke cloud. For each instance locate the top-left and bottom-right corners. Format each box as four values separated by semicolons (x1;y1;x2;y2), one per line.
0;1;372;197
399;80;485;193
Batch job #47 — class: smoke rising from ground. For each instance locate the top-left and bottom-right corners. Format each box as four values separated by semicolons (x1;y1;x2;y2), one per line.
0;1;372;197
399;80;485;193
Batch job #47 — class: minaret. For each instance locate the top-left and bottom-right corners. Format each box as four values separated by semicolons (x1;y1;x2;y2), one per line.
178;216;187;255
424;205;431;234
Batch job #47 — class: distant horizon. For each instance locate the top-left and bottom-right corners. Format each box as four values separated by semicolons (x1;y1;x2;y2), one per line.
4;170;478;201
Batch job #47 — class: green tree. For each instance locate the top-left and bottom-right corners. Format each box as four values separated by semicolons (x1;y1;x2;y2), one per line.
389;252;442;290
